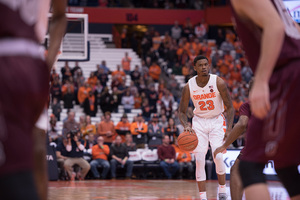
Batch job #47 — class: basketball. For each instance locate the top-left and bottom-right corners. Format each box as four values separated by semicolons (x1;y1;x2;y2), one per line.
177;131;198;152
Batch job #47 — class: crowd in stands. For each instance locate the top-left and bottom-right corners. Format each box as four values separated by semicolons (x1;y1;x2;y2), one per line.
68;0;228;9
48;15;252;181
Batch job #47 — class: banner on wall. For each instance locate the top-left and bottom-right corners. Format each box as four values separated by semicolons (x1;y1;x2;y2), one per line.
283;0;300;22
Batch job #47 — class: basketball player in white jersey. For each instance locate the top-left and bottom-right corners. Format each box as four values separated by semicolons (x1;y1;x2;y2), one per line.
179;55;234;200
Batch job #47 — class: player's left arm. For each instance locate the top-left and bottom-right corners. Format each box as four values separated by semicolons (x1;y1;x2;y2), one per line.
46;0;67;71
217;77;234;139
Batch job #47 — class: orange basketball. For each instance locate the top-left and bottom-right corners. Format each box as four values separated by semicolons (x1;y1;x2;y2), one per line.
177;131;198;152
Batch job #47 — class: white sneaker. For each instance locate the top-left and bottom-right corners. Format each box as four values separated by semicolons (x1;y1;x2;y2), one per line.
218;193;227;200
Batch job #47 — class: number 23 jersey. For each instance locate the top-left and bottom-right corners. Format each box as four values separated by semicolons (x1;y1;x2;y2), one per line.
188;74;224;118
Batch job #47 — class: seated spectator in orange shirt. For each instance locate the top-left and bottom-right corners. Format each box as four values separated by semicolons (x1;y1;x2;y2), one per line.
112;65;126;84
225;29;236;44
130;113;148;148
78;83;91;105
90;136;110;179
148;62;161;82
152;31;162;50
172;140;193;179
87;72;97;88
97;112;116;146
217;59;229;75
121;52;131;74
81;115;96;137
115;113;131;142
61;78;75;97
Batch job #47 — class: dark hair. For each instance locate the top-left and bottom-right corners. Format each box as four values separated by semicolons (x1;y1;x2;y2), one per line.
193;55;209;66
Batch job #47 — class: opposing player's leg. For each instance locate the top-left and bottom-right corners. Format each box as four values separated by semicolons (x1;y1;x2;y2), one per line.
33;127;48;200
209;116;227;199
239;160;270;200
275;165;300;200
230;158;243;200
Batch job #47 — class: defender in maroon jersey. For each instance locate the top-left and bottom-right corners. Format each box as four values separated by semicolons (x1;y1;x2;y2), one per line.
0;1;66;199
230;0;300;199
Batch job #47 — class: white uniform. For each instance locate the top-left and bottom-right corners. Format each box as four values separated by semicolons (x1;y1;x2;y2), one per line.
188;74;226;181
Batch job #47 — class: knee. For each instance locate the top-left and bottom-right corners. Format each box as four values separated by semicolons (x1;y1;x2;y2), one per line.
160;161;167;167
104;161;110;168
214;153;223;162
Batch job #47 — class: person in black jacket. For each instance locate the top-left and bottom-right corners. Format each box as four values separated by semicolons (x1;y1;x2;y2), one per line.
110;135;133;179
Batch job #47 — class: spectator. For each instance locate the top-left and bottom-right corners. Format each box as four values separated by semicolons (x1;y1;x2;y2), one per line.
115;113;131;142
152;31;162;51
147;84;159;113
48;115;60;144
72;61;82;76
63;111;80;137
94;80;103;107
111;86;122;113
51;97;61;121
148;114;164;149
167;74;181;101
61;79;75;109
87;72;98;88
64;131;91;181
121;28;128;48
161;89;175;111
171;21;182;41
164;118;179;144
90;136;110;179
134;92;142;109
83;132;95;151
81;115;96;137
159;114;169;129
50;76;62;102
125;133;136;151
78;83;91;106
110;135;133;179
97;68;109;87
220;38;235;52
73;69;85;90
157;135;179;179
61;61;73;83
130;65;141;85
130;113;148;148
97;111;116;146
148;61;161;82
83;90;96;117
98;61;111;74
121;52;131;74
56;137;69;180
172;140;193;179
241;64;253;83
99;87;114;113
121;90;134;113
194;22;207;41
112;65;126;85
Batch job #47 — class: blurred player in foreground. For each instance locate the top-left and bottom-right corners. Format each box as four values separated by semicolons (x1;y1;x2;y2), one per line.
231;0;300;199
0;0;66;199
214;79;253;200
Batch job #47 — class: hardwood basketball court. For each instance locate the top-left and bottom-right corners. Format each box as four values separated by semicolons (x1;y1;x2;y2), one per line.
48;180;289;200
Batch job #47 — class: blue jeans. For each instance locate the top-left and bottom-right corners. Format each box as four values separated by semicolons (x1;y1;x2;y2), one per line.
160;161;179;179
90;159;110;179
110;159;133;178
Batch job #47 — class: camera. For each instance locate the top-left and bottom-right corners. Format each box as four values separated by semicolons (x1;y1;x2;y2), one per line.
67;129;79;139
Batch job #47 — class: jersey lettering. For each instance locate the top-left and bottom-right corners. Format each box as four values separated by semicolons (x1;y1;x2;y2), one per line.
198;100;215;111
193;92;216;101
274;0;300;39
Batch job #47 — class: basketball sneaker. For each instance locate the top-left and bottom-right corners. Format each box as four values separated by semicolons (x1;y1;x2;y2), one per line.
218;193;227;200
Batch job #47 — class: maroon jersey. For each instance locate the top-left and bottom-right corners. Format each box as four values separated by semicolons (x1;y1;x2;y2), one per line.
231;0;300;168
239;101;251;119
231;0;300;72
0;1;40;42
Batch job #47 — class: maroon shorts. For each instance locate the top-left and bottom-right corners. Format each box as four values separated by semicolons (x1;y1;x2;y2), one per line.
241;60;300;169
0;56;49;176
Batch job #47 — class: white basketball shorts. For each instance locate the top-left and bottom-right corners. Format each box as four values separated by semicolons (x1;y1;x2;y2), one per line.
192;114;226;153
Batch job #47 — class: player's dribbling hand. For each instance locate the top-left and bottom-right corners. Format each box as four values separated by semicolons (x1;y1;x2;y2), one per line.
249;80;270;119
184;126;195;135
213;146;226;158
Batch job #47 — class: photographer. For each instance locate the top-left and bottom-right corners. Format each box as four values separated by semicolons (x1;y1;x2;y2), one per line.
64;130;90;181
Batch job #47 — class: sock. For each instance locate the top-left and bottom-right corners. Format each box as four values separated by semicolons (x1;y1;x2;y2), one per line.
199;192;207;200
218;184;226;193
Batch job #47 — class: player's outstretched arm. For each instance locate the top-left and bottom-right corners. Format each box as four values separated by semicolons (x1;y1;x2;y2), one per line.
178;84;194;134
213;115;248;158
231;0;285;119
217;77;234;139
47;0;67;71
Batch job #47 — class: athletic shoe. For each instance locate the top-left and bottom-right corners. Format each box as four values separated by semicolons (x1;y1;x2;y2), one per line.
218;193;227;200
